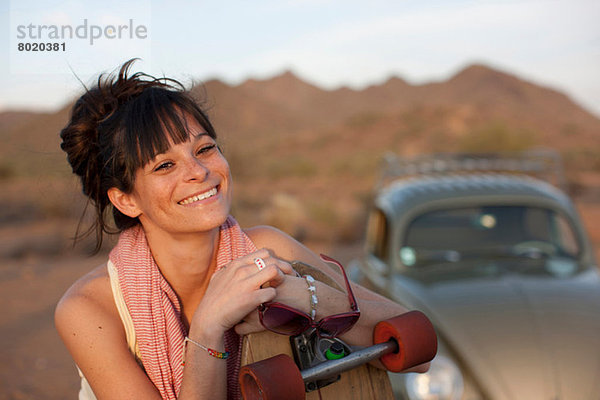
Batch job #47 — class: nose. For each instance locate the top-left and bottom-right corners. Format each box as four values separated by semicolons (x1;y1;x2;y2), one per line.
183;155;209;182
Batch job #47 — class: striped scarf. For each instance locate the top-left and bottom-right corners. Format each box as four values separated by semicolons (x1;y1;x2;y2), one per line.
109;215;256;399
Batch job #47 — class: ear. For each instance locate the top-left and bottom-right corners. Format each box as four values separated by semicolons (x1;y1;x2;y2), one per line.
107;187;142;218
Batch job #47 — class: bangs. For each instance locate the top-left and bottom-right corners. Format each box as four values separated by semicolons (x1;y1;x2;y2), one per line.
121;87;217;172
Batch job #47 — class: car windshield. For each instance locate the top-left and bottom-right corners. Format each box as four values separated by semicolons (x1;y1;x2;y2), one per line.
401;205;581;266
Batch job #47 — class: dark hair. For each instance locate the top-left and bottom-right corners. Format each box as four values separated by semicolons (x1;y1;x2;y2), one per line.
60;59;217;253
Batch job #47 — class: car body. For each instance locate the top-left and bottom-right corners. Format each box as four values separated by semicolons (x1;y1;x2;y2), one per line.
350;152;600;400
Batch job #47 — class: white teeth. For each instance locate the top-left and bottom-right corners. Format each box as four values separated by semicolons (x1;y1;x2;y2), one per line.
179;188;217;205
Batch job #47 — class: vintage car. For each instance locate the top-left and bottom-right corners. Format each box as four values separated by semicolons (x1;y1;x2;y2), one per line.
350;152;600;400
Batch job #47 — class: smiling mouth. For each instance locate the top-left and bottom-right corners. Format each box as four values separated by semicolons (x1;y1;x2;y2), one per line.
178;187;218;205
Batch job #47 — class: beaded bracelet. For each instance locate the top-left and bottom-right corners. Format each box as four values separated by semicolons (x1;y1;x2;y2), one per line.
304;274;318;320
181;336;230;366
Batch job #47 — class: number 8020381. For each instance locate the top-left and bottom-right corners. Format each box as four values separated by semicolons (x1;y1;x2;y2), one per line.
18;42;66;51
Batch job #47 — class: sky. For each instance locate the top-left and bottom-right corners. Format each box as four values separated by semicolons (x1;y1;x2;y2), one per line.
1;0;599;117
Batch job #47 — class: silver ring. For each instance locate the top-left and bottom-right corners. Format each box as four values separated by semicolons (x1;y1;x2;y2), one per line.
254;257;267;270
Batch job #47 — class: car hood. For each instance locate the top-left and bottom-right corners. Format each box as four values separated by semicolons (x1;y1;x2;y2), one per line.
390;260;600;400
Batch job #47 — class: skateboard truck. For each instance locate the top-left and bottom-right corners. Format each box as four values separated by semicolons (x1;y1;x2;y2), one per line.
239;310;438;400
291;328;399;392
290;329;355;391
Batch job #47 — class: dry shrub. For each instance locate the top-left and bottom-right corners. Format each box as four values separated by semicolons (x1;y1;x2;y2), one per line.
345;112;383;128
564;147;600;172
458;122;538;153
0;162;16;180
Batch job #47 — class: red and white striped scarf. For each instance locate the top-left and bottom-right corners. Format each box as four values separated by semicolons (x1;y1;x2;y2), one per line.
109;215;256;399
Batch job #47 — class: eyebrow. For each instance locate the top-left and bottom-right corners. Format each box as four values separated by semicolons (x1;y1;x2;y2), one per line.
145;132;211;168
190;131;210;139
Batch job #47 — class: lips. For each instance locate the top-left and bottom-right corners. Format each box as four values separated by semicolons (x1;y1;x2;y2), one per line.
178;187;218;205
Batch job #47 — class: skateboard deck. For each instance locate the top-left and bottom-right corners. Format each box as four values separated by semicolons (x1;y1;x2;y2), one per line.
240;261;395;399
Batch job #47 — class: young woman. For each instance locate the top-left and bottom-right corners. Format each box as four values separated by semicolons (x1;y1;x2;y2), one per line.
55;60;423;399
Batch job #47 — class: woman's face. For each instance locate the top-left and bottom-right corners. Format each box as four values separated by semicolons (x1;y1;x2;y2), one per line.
120;116;232;236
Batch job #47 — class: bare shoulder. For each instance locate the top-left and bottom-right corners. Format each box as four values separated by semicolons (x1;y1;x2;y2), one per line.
245;225;345;282
54;262;122;348
55;262;113;319
54;262;160;397
244;225;291;250
245;225;323;265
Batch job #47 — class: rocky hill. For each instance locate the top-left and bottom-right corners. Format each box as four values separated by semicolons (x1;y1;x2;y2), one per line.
1;63;599;248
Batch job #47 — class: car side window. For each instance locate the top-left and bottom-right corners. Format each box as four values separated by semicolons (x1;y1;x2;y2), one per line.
553;213;580;257
522;207;580;257
366;208;389;260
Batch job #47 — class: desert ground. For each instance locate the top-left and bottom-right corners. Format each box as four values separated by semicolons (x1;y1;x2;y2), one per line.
1;200;598;399
2;64;600;399
1;252;109;399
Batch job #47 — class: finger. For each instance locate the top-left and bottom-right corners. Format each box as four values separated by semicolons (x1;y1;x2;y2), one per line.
234;310;264;335
246;265;282;289
263;267;286;288
225;248;272;272
235;320;265;336
223;251;294;288
273;260;295;276
220;257;272;283
252;248;295;276
255;286;277;304
249;249;272;265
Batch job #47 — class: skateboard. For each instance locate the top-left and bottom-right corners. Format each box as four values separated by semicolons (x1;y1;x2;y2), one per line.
239;261;438;399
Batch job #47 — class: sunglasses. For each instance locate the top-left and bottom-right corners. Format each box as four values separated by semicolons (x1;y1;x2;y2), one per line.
258;254;360;338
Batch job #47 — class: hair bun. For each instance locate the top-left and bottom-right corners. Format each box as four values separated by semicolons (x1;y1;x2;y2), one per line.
60;88;108;198
60;60;141;196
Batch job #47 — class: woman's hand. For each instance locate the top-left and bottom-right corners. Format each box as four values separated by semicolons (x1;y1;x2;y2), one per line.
189;249;296;339
235;273;316;335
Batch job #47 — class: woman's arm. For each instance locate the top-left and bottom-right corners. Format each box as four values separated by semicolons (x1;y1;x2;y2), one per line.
178;250;291;399
56;255;293;400
55;265;164;399
56;264;235;400
244;225;430;372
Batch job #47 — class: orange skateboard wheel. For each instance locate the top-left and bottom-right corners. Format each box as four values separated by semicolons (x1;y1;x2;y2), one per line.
373;310;437;372
239;354;305;400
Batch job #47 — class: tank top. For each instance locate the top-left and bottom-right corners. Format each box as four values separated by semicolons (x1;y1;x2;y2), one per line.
77;261;140;400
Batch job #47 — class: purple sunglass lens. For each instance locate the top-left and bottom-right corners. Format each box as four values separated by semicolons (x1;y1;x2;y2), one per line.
318;314;360;338
262;307;311;335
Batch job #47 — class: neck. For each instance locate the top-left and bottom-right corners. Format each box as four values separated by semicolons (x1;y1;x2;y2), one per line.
142;225;221;324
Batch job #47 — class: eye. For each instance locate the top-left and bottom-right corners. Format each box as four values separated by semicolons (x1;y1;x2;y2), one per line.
196;144;217;156
153;161;174;172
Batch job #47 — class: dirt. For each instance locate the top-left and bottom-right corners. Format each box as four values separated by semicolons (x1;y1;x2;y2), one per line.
0;254;107;400
0;200;597;399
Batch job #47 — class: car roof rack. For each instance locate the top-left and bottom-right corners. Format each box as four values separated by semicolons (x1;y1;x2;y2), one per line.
377;148;566;191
